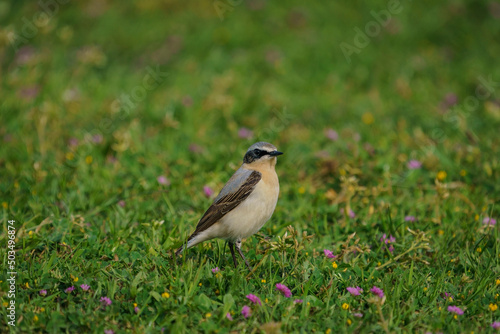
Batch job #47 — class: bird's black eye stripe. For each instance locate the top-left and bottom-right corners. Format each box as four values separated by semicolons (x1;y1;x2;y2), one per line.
253;149;268;157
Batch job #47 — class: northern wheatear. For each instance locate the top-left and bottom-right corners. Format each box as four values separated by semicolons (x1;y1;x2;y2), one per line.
176;142;283;269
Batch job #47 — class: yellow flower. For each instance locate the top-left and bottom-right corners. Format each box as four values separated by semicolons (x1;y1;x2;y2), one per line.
454;314;457;320
34;315;38;322
306;302;310;306
25;282;30;288
347;319;352;326
133;303;137;307
40;308;45;312
496;279;500;286
424;287;428;292
439;307;442;311
326;329;331;334
437;170;447;181
215;290;220;295
198;282;202;287
29;231;34;236
438;230;444;236
2;202;8;209
3;302;8;307
475;214;479;221
73;277;79;282
85;155;93;164
489;303;498;312
14;181;19;188
261;279;266;283
377;262;381;266
162;292;170;298
477;247;482;253
342;303;349;310
66;152;74;160
448;297;453;302
265;298;269;304
298;186;306;194
332;262;338;269
206;313;212;318
362;112;374;124
460;169;467;176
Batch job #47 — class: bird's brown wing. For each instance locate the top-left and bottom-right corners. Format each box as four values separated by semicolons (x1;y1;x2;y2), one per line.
188;170;262;241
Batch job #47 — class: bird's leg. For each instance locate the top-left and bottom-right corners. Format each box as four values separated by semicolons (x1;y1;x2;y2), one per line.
235;240;252;271
228;242;238;268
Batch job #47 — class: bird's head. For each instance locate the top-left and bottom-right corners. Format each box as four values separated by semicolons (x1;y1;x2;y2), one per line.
243;142;283;165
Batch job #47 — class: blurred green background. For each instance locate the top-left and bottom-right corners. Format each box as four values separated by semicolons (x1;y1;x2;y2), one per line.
1;0;500;332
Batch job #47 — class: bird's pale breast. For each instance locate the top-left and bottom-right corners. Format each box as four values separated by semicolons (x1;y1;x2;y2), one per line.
218;170;279;241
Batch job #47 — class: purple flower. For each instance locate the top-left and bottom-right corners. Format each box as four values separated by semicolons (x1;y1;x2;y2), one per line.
370;286;384;299
447;305;464;315
491;322;500;329
203;186;214;198
388;244;394;253
325;128;338;141
19;85;40;100
241;305;251;318
246;294;262;305
189;143;204;153
407;160;422;169
100;297;112;307
117;200;126;208
226;312;233;321
80;284;90;291
39;290;47;296
323;249;337;259
294;299;303;303
483;217;497;226
182;95;193;107
211;267;220;273
157;175;170;186
68;138;79;148
440;93;458;110
134;306;139;313
92;134;103;144
404;216;417;222
340;208;356;218
353;313;363;318
443;292;453;300
104;330;114;334
380;234;395;244
238;128;253;139
275;283;292;298
65;286;75;293
346;286;363;296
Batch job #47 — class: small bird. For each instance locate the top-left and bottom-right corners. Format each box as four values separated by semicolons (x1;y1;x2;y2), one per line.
176;142;283;269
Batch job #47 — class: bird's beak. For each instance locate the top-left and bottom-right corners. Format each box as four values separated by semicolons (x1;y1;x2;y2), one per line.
269;151;283;156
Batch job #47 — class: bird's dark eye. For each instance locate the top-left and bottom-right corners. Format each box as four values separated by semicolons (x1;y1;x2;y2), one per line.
253;149;266;157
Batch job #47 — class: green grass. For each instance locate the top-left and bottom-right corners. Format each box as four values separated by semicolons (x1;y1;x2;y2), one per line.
1;0;500;332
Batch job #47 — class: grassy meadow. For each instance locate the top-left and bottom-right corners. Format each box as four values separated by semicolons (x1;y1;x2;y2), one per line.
1;0;500;332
